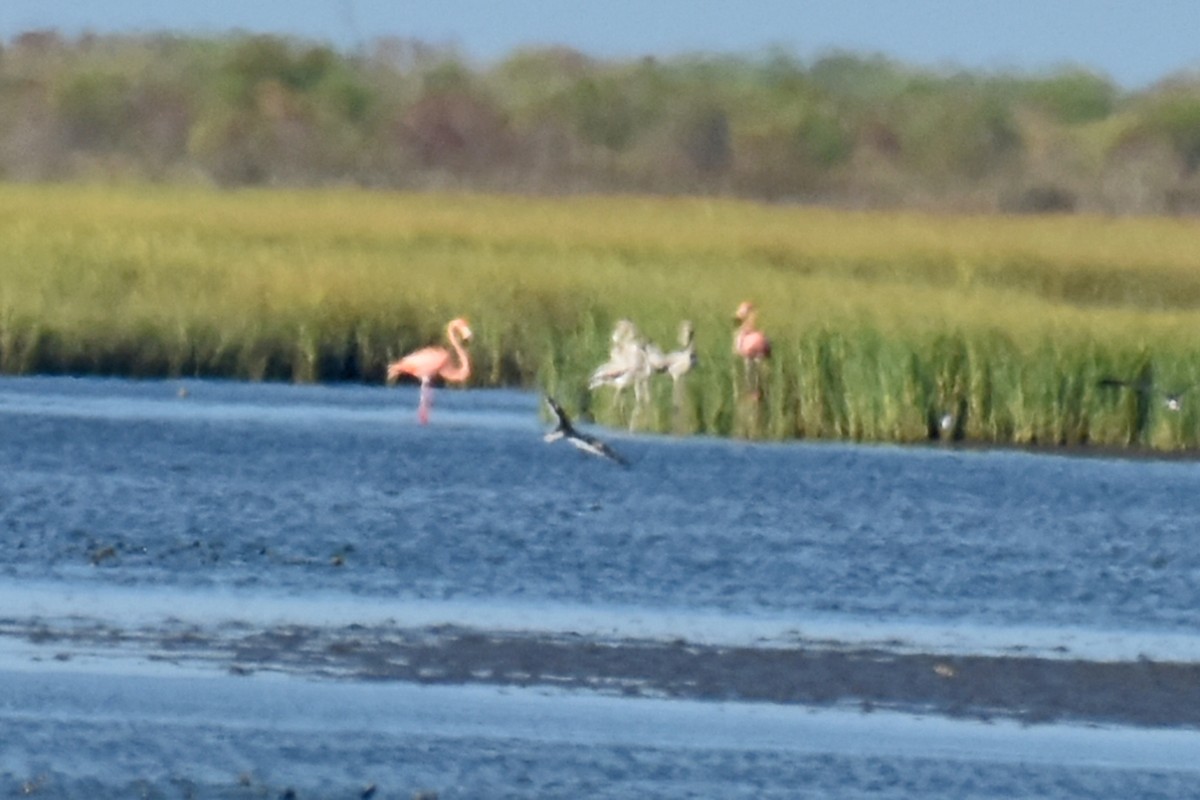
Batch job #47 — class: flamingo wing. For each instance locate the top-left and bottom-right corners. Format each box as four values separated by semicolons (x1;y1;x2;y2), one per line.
388;346;451;382
589;352;637;388
738;330;771;360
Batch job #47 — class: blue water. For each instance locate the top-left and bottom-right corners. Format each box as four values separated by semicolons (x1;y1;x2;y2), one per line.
3;375;1199;642
3;668;1198;799
2;375;1199;797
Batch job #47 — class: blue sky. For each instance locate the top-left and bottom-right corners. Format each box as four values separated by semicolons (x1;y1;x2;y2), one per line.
3;1;1199;89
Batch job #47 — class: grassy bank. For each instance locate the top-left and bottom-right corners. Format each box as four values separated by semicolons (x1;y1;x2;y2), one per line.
3;183;1200;449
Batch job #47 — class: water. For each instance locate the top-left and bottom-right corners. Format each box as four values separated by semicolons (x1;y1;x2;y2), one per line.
1;375;1198;798
3;375;1199;645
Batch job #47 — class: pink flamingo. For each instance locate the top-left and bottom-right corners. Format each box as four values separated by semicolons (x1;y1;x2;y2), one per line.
734;301;771;362
386;317;473;424
733;301;771;398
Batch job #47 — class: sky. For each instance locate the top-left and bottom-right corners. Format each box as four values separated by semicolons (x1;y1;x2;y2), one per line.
2;1;1200;89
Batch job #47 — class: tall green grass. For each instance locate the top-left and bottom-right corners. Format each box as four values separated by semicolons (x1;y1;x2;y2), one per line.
3;183;1200;450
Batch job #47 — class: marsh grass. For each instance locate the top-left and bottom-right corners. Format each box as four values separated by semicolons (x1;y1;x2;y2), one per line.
4;183;1200;449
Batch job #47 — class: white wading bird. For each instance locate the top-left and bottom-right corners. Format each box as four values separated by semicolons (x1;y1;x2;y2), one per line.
647;320;697;402
588;319;655;427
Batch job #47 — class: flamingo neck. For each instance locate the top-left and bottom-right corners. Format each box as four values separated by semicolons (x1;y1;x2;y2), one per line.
740;313;764;343
735;318;754;348
440;326;471;382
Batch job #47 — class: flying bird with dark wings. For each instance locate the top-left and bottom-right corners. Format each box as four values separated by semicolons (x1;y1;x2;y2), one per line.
542;396;629;466
1098;377;1198;412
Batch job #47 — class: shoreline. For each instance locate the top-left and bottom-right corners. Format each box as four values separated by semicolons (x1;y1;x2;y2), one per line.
3;372;1200;462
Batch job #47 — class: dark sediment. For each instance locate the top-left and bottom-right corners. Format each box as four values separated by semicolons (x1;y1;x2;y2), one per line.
5;616;1199;730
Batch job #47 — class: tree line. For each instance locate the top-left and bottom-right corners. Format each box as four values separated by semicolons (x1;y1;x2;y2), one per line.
4;29;1200;214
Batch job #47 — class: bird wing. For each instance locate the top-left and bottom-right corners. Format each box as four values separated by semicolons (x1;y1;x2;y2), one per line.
569;431;629;466
643;342;667;371
543;395;628;466
589;340;654;387
590;362;634;387
388;346;450;382
1098;377;1152;392
587;362;622;388
736;330;771;360
544;395;570;426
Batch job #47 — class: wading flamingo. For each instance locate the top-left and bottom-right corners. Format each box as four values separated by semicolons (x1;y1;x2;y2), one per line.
647;320;698;409
386;317;472;425
588;320;644;390
733;302;770;363
588;319;654;427
543;395;628;465
733;301;771;398
649;321;697;384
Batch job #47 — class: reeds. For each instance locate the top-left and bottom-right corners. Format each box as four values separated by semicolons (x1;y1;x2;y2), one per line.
3;183;1200;449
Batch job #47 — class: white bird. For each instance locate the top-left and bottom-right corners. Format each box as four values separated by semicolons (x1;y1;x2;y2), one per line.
589;320;646;384
543;396;628;465
588;319;654;425
648;320;697;384
646;320;697;411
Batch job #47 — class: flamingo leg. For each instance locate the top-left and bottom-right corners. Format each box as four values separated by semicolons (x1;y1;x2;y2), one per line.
631;375;651;431
670;375;689;434
417;379;433;425
738;359;764;403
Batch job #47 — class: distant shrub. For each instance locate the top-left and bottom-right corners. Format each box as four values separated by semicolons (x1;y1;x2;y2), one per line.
898;90;1023;179
677;104;732;175
400;90;513;172
53;72;133;150
1136;92;1200;172
1023;70;1117;124
11;31;1200;213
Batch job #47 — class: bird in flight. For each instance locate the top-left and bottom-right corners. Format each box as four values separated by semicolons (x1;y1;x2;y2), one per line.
543;396;629;466
1098;377;1197;412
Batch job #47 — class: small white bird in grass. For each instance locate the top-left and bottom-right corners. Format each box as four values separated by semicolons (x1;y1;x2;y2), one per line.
543;396;629;466
939;412;956;436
